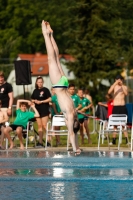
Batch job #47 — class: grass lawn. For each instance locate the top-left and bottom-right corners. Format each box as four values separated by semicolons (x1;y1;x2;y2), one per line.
22;118;131;149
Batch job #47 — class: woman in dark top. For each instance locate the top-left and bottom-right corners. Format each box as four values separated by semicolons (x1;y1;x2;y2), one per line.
0;71;13;116
31;76;51;147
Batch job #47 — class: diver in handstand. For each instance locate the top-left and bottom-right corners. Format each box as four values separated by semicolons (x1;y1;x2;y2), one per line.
42;20;80;153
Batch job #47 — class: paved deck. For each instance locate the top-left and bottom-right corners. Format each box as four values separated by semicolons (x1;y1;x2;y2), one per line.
1;146;132;152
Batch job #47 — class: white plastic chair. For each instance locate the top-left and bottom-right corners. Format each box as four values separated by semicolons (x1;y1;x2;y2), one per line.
98;114;127;150
45;115;69;150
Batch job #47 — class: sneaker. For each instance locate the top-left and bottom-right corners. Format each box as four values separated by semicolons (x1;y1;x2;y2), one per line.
112;138;116;145
56;142;61;146
47;142;51;147
36;142;45;148
84;134;88;139
109;140;116;145
104;136;108;140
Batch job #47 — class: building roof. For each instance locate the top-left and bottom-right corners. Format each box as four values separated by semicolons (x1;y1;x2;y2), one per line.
17;53;74;76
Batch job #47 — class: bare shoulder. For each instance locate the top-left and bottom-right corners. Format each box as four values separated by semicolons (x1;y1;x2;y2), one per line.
1;108;8;112
85;94;92;102
3;110;8;116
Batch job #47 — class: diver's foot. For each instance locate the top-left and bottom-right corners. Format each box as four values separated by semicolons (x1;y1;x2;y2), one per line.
42;20;50;35
46;22;53;33
69;148;82;156
75;149;81;156
75;148;82;154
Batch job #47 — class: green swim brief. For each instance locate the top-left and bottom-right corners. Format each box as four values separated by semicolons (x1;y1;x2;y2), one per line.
52;76;69;88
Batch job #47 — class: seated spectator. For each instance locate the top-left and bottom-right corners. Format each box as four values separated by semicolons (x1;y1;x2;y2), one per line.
0;100;9;150
95;100;108;121
4;99;39;150
98;94;113;120
98;94;113;140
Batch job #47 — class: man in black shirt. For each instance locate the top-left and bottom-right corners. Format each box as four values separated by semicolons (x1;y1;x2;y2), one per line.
0;71;13;116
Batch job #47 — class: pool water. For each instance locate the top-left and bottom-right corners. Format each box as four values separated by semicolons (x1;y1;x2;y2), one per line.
0;151;133;200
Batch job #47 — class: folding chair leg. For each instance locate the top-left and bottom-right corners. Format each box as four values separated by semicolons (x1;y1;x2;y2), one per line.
67;133;69;151
34;131;36;147
107;134;110;150
45;132;48;150
26;134;28;149
131;123;133;151
51;137;53;148
118;131;122;151
126;135;130;148
6;138;8;149
98;121;105;150
131;136;133;151
102;133;104;144
98;131;101;150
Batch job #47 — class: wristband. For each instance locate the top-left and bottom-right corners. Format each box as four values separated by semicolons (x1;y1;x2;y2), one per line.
8;107;11;109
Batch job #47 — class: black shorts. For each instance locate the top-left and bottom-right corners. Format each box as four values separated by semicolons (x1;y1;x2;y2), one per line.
38;110;49;118
35;105;50;118
78;117;88;124
10;124;25;131
10;124;26;138
112;105;127;115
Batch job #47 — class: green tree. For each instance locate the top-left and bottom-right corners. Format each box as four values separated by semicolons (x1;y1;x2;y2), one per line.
0;0;75;78
116;0;133;71
0;0;75;58
65;0;133;102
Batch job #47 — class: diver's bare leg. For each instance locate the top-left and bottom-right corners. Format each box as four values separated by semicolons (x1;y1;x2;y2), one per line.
50;33;65;76
65;113;80;152
42;20;61;84
46;22;65;76
65;115;76;152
